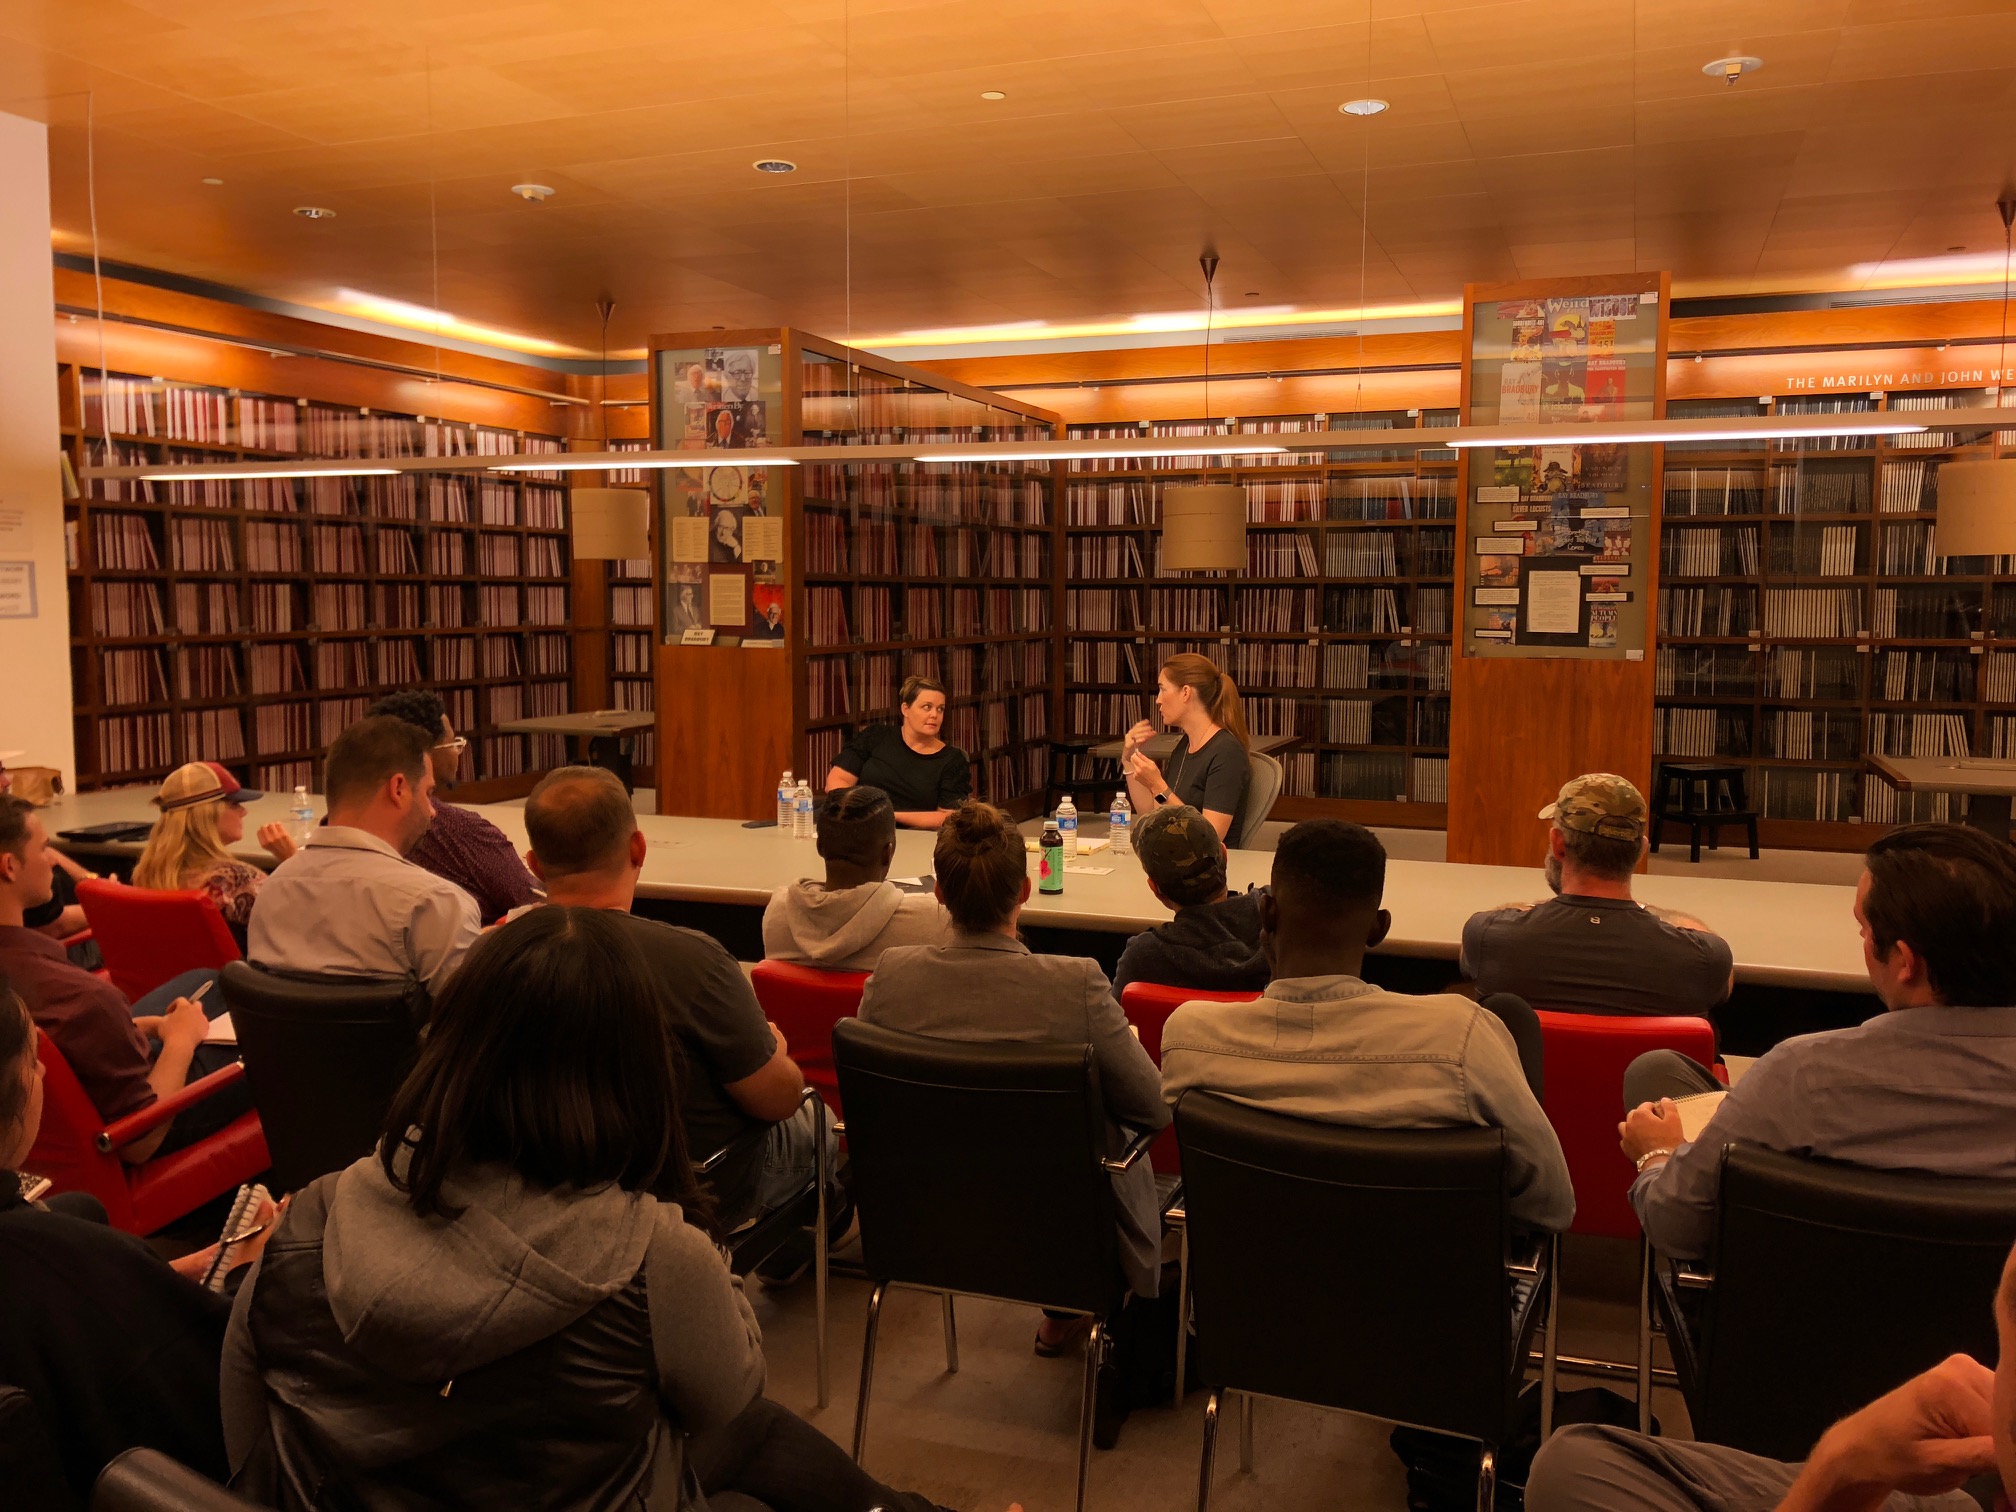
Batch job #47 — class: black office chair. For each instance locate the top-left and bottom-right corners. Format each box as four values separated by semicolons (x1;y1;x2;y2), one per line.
698;1087;834;1409
1175;1092;1552;1512
219;962;425;1193
0;1385;75;1512
833;1018;1160;1512
92;1449;262;1512
1657;1142;2016;1463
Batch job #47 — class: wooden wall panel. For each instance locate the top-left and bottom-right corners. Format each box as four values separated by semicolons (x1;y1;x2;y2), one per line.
653;643;792;820
1445;657;1656;866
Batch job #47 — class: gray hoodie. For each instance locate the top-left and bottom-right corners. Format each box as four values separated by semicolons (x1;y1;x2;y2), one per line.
761;878;949;972
222;1155;764;1510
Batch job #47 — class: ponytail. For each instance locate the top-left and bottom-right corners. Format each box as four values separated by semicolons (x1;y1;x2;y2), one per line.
1160;653;1250;750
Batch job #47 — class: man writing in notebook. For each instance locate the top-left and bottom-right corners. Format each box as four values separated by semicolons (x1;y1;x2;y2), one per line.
1620;822;2016;1261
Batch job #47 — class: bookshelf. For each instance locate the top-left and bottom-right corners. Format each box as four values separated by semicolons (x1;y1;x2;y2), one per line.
1054;410;1461;826
649;331;1060;820
607;438;657;775
1655;390;2016;845
62;365;576;794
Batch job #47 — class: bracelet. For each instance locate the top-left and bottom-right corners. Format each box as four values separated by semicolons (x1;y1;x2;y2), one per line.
1634;1148;1675;1174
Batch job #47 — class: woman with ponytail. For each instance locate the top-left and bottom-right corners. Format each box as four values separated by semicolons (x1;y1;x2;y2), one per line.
1121;653;1252;843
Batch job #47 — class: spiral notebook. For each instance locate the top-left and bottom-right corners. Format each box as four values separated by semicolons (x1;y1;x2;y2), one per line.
199;1182;273;1292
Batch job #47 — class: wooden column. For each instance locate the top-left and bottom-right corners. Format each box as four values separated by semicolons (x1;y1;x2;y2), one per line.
1445;274;1668;866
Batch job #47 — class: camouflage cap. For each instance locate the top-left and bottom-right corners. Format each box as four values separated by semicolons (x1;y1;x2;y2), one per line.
1539;773;1647;842
1133;803;1227;896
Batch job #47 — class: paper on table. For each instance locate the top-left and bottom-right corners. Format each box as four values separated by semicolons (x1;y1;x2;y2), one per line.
1024;836;1110;854
205;1012;237;1046
1524;568;1582;634
1673;1090;1726;1142
708;573;747;626
1063;863;1114;875
743;515;785;562
670;515;710;563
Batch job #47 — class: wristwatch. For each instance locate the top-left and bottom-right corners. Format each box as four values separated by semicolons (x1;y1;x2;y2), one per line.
1153;790;1172;805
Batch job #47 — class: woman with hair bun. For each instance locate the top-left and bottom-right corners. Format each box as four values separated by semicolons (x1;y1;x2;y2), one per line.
1121;653;1253;843
825;675;971;829
857;801;1170;1355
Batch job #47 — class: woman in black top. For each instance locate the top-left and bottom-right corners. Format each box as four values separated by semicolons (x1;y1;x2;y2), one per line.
1122;652;1253;843
0;980;277;1499
826;675;972;829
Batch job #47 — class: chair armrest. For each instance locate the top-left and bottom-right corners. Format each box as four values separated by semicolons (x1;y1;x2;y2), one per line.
59;927;94;950
96;1062;248;1154
699;1086;820;1174
1674;1260;1713;1290
1506;1235;1550;1279
1100;1124;1158;1173
1158;1178;1185;1222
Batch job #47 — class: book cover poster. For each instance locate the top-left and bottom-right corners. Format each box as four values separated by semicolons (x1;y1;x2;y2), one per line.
1544;299;1589;352
1597;519;1633;562
1585;357;1628;418
712;347;763;406
1543;495;1606;555
1575;442;1628;492
1588;294;1640;321
1588;601;1619;648
1497;299;1543;321
1493;446;1535;493
1477;552;1521;583
748;582;786;641
1534;445;1576;495
1483;608;1518;634
1500;362;1542;422
1540;358;1586;420
666;569;705;637
709;506;745;563
1587;317;1616;353
669;358;718;409
1509;315;1544;359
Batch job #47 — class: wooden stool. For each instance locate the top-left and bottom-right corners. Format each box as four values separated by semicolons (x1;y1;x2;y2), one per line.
1651;761;1760;863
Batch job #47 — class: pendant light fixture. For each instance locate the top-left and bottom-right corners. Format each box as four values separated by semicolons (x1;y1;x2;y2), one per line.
1932;193;2016;558
1159;252;1247;572
569;298;652;561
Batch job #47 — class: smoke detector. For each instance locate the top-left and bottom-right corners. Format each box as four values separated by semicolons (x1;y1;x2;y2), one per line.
1702;55;1763;85
511;183;556;202
293;206;336;219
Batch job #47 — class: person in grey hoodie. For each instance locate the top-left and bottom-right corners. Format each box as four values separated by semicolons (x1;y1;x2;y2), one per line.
763;786;949;972
220;906;953;1512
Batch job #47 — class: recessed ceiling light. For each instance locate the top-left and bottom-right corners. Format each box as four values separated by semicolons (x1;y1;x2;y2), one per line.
1950;245;1967;252
201;177;223;186
293;206;336;219
753;159;797;174
510;183;556;202
1340;98;1388;116
1244;290;1260;297
980;90;1006;100
1702;55;1763;84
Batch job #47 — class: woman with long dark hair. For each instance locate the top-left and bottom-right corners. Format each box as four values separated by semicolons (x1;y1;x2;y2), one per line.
222;907;955;1512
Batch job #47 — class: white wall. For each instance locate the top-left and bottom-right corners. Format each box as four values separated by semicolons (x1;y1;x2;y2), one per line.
0;111;74;784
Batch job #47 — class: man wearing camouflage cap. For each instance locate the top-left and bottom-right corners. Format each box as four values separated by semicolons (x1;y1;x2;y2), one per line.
1459;773;1734;1019
1112;804;1269;997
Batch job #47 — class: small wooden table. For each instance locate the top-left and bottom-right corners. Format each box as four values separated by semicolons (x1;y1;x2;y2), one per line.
499;711;655;791
1865;754;2016;840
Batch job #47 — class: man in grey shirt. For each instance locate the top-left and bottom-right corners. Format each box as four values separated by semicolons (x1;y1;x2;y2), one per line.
1621;822;2016;1262
1461;773;1733;1018
1163;820;1573;1233
249;717;480;996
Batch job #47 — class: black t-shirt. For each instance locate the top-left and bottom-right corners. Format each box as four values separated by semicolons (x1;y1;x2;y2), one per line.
23;864;74;930
1166;729;1250;829
834;723;971;816
611;912;778;1219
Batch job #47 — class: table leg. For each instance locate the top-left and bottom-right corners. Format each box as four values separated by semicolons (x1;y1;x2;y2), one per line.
1969;793;2012;843
587;734;635;794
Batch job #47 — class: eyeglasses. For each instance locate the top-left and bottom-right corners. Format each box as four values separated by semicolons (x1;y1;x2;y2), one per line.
433;737;469;757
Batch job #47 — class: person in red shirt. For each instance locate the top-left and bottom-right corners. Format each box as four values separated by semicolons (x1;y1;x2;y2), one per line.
0;795;240;1159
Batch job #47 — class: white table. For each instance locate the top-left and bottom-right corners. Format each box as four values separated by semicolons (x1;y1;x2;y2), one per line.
40;789;1872;996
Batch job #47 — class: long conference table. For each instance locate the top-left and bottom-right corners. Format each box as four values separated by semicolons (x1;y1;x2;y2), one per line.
43;789;1878;1054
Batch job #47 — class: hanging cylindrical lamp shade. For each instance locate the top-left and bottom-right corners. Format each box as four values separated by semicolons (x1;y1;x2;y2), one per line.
570;487;651;560
1160;483;1246;571
1934;459;2016;557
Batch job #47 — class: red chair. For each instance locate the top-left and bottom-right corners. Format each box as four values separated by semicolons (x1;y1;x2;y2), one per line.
77;878;240;1003
1118;982;1260;1174
1534;1009;1718;1429
24;1031;270;1235
749;961;870;1115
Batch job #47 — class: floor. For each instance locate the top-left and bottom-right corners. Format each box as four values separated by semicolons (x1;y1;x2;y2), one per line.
747;1231;1689;1512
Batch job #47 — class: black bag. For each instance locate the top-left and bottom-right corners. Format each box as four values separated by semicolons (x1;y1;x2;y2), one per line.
1092;1260;1199;1450
1389;1385;1653;1512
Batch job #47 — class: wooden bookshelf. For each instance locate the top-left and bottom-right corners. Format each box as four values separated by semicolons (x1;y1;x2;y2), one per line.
1655;391;2016;845
62;364;577;795
1054;411;1460;828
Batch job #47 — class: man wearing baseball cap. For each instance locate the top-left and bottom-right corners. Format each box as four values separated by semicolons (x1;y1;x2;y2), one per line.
1460;773;1734;1019
1113;804;1269;997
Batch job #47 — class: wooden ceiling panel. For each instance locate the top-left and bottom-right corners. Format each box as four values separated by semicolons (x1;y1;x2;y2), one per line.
17;0;2016;352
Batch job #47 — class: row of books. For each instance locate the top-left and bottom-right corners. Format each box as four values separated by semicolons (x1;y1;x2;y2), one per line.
1764;709;1860;760
1758;767;1855;820
1871;585;1981;638
253;701;315;757
1867;711;1971;757
1664;468;1767;517
1862;777;1967;825
92;514;161;571
1877;650;1974;701
83;378;228;442
612;586;652;627
613;631;653;675
95;713;173;774
1662;525;1758;577
801;467;1050;525
1237;589;1319;633
1762;588;1862;637
172;519;235;572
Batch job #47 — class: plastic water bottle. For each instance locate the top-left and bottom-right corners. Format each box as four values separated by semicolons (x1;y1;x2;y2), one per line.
290;785;315;846
792;780;815;840
1056;795;1078;858
1039;821;1064;894
776;770;794;829
1109;793;1132;857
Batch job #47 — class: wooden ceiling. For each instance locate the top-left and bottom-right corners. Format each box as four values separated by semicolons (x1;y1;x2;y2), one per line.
5;0;2016;356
